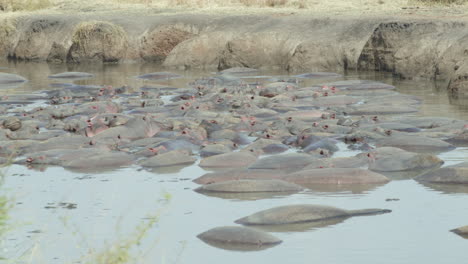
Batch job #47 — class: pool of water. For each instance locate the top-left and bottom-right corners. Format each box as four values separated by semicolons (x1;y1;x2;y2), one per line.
0;61;468;264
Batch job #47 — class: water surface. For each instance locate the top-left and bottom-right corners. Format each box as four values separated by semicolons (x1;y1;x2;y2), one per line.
0;62;467;264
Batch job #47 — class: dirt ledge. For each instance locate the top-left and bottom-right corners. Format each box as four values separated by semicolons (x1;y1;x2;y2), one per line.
2;12;468;94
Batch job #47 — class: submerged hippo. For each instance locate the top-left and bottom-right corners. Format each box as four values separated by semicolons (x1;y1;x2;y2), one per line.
195;179;304;193
197;226;281;251
235;204;391;225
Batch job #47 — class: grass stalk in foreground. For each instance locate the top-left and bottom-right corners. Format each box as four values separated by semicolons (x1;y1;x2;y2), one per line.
81;192;173;264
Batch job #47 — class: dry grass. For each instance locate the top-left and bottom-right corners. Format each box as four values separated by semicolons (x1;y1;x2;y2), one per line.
0;0;467;15
416;0;467;4
0;0;51;11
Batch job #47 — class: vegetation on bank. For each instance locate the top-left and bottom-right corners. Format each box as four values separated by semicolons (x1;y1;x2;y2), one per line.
0;0;466;12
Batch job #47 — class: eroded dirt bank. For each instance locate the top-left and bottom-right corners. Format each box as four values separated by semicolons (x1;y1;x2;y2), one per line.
1;13;468;93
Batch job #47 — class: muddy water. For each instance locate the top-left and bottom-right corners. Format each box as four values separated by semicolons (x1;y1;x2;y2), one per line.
1;62;468;264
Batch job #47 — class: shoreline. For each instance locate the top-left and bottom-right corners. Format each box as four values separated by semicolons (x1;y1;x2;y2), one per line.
1;9;468;94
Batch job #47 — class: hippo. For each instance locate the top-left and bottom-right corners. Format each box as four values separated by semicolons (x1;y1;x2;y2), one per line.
193;169;287;185
415;166;468;184
220;67;259;75
137;72;182;81
195;179;304;193
63;152;136;172
363;147;444;173
294;72;341;79
139;150;196;168
282;168;390;186
199;152;257;169
48;72;94;79
197;226;281;251
375;134;455;153
450;225;468;238
248;153;317;171
0;72;27;85
235;204;391;225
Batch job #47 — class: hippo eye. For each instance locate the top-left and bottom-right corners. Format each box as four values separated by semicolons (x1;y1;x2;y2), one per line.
233;143;238;147
89;141;94;145
251;96;254;100
195;106;199;109
182;131;187;134
266;134;271;138
181;106;185;110
117;135;121;139
301;136;305;140
320;150;324;155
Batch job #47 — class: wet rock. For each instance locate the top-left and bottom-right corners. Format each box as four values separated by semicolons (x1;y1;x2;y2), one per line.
283;168;390;186
248;153;316;171
193;169;287;185
235;204;391;225
197;226;282;251
195;179;303;193
199;152;257;169
68;21;128;63
139;150;196;167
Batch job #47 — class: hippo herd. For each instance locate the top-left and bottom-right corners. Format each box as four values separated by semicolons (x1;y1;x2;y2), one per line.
1;67;468;250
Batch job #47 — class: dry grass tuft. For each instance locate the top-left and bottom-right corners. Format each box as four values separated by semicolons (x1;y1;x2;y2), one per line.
417;0;466;4
0;0;51;11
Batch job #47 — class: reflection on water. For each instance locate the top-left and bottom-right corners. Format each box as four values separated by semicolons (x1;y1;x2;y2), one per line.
251;217;347;233
300;183;386;194
198;238;280;252
419;182;468;195
195;190;301;201
1;62;468;263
